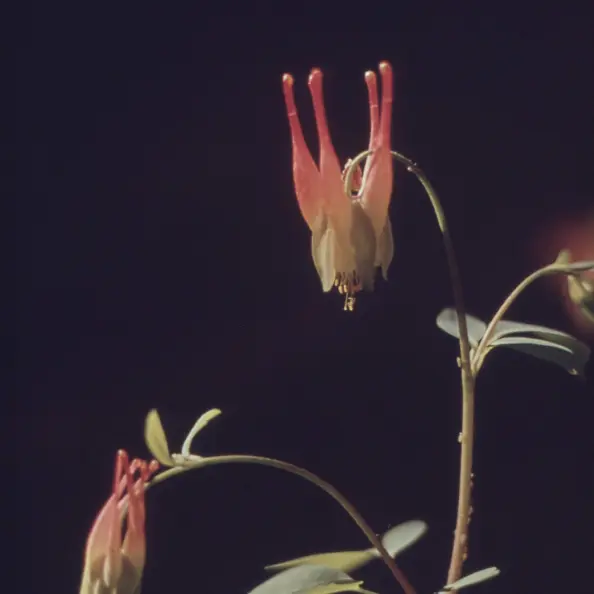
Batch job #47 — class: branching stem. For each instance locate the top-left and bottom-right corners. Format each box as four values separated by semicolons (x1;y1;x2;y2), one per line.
147;454;416;594
472;260;594;374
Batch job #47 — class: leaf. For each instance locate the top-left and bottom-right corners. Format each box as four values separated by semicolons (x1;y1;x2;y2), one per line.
492;319;584;346
379;520;428;558
436;309;487;346
266;520;427;574
266;552;374;574
181;408;222;455
144;409;174;466
248;565;361;594
489;320;591;376
440;566;500;591
437;309;591;376
306;583;378;594
489;336;588;376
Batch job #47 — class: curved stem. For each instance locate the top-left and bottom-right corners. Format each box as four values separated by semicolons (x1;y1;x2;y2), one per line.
147;454;416;594
471;261;593;375
346;150;475;587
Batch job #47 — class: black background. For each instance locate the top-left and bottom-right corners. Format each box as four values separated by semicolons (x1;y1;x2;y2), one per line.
21;3;593;594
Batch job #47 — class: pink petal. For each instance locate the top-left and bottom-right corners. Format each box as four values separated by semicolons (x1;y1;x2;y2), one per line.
80;453;159;594
122;459;159;571
82;450;127;589
360;62;394;237
282;73;323;230
360;69;379;185
308;68;352;232
379;62;393;147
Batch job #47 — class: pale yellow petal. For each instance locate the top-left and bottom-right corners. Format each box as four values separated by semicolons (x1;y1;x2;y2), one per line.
376;218;394;280
350;202;377;290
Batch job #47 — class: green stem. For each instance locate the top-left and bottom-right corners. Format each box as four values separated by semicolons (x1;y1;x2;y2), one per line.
346;150;475;587
471;261;593;375
148;454;416;594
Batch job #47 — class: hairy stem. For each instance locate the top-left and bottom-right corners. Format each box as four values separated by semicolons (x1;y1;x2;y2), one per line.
346;150;475;587
148;454;416;594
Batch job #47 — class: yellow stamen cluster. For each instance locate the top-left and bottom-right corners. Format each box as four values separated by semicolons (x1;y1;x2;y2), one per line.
333;271;362;311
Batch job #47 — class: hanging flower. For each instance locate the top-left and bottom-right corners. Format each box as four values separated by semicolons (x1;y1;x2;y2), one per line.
560;248;594;327
535;213;594;336
79;450;159;594
282;61;395;310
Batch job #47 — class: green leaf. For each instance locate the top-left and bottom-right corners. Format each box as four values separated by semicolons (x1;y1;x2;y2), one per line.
181;408;222;456
144;409;174;466
266;552;374;574
437;309;591;376
489;336;587;376
248;565;364;594
489;320;590;376
436;309;486;346
492;319;586;346
440;566;500;591
305;582;377;594
266;520;427;574
380;520;427;558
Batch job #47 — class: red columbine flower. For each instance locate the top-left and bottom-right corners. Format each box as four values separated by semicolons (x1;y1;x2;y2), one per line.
537;213;594;337
79;450;159;594
282;61;395;310
561;248;594;333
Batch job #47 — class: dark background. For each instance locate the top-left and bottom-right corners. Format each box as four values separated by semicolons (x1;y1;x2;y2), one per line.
21;3;593;594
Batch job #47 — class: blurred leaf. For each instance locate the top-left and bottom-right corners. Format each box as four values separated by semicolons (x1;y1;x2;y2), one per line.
144;409;174;466
266;520;427;574
436;309;486;346
440;566;500;591
248;565;364;594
